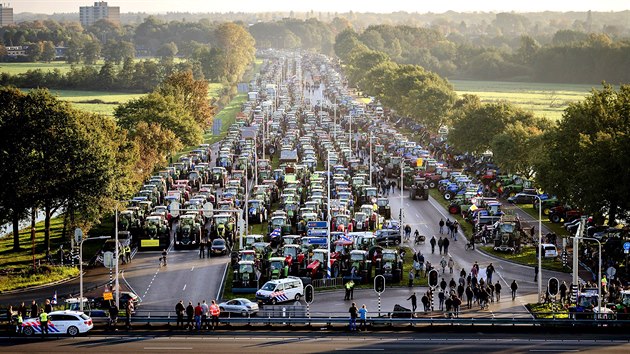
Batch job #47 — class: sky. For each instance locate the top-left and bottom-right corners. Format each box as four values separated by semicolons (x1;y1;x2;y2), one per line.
6;0;630;14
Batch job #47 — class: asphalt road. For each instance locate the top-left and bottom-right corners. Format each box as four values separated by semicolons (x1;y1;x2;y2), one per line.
1;332;629;353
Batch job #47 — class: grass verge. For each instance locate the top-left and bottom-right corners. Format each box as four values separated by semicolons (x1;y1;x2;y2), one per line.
0;265;79;292
527;302;569;319
480;246;568;273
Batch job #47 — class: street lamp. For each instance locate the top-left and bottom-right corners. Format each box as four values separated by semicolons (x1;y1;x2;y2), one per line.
79;235;110;312
241;165;249;250
579;236;603;317
326;151;332;278
369;131;373;186
400;159;404;231
533;195;542;302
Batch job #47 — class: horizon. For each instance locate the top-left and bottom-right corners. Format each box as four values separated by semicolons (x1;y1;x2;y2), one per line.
5;0;630;15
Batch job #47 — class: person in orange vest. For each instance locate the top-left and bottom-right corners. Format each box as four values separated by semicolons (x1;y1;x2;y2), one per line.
209;300;220;330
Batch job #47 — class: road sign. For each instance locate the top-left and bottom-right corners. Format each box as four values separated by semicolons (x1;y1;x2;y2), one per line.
374;275;385;294
548;277;559;296
103;292;113;301
307;221;328;229
623;242;630;251
103;251;115;268
607;266;616;279
304;284;314;304
428;269;438;288
307;229;328;236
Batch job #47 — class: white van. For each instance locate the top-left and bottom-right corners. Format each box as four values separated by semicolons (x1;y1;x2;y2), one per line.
256;276;304;305
542;243;558;258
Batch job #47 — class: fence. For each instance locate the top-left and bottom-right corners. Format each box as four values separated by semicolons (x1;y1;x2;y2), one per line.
311;277;343;289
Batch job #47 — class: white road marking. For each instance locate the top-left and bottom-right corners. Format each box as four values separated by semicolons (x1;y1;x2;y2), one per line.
182;284;187;291
191;266;195;272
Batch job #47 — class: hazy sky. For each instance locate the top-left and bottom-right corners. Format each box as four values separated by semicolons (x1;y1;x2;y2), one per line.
7;0;630;14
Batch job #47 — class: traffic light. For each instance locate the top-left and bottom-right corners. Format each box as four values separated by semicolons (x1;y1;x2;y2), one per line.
374;275;385;293
304;284;314;304
428;289;434;311
548;277;559;297
428;269;438;288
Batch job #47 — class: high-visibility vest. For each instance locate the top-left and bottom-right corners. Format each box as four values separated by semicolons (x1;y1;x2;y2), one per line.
40;312;48;322
210;304;220;316
17;315;23;324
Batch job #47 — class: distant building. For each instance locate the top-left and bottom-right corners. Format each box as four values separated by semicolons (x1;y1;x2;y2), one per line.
79;1;120;27
0;3;14;27
5;46;28;57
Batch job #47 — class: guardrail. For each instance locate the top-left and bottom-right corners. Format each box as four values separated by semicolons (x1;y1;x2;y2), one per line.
311;277;343;289
113;309;629;328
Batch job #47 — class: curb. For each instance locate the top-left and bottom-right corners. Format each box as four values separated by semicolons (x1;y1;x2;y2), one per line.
0;273;82;295
475;247;573;277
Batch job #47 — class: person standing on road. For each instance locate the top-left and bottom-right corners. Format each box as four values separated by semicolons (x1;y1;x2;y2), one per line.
430;236;437;254
407;292;418;313
18;302;27;320
186;301;194;330
30;300;38;319
201;300;209;330
534;265;539;282
348;302;358;332
125;300;133;330
210;300;220;330
175;300;185;329
421;293;430;312
452;221;459;241
465;285;474;309
448;257;454;274
559;281;568;305
39;309;49;336
438;237;444;255
44;299;52;314
358;304;368;331
199;239;205;259
486;263;495;284
495;281;502;302
439;219;444;234
443;237;450;255
194;302;203;330
109;303;119;330
440;256;447;274
457;283;465;300
408;269;415;287
438;290;445;311
511;280;519;300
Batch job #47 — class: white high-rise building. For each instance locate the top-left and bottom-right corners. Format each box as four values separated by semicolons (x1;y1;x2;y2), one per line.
79;1;120;27
0;3;14;27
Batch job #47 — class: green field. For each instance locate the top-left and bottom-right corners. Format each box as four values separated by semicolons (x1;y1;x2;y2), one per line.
451;80;597;121
0;61;79;75
38;89;146;116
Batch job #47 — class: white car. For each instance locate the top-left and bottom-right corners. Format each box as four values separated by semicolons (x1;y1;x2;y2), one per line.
22;310;93;336
218;298;259;316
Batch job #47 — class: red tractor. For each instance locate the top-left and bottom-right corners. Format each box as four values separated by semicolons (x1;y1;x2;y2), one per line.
548;205;582;223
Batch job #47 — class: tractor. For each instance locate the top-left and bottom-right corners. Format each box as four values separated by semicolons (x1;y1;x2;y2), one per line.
175;214;201;249
374;249;402;283
232;261;260;294
409;177;429;201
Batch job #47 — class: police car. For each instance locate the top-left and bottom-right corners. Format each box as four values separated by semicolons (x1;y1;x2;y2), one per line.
255;276;303;305
21;310;93;336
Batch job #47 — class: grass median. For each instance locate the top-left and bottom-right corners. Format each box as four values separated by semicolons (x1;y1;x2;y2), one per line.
480;246;568;272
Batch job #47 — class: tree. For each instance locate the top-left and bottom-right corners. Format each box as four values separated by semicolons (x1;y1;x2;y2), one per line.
0;44;7;57
41;41;56;62
26;42;43;61
103;39;135;64
83;39;101;65
536;84;630;225
115;92;202;146
157;70;214;127
157;42;178;59
130;122;182;181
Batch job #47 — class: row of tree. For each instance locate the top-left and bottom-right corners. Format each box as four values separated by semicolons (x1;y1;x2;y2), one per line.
335;29;630;224
0;70;215;253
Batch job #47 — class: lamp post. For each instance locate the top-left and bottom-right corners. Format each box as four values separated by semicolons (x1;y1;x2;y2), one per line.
369;131;373;186
579;236;603;317
242;167;248;250
400;159;404;231
114;206;120;308
327;151;332;278
533;195;542;302
79;236;110;312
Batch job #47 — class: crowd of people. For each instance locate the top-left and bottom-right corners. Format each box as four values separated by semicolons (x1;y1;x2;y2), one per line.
174;299;221;331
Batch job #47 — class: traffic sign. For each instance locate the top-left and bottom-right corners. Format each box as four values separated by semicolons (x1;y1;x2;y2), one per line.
623;242;630;251
307;221;328;229
103;292;113;301
304;284;314;304
307;229;328;236
74;228;83;245
548;277;559;296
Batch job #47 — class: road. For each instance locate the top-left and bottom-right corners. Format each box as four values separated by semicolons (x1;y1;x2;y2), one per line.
1;333;629;353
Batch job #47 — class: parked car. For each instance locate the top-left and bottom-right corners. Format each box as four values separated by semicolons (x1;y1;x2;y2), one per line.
218;298;259;316
21;310;93;336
